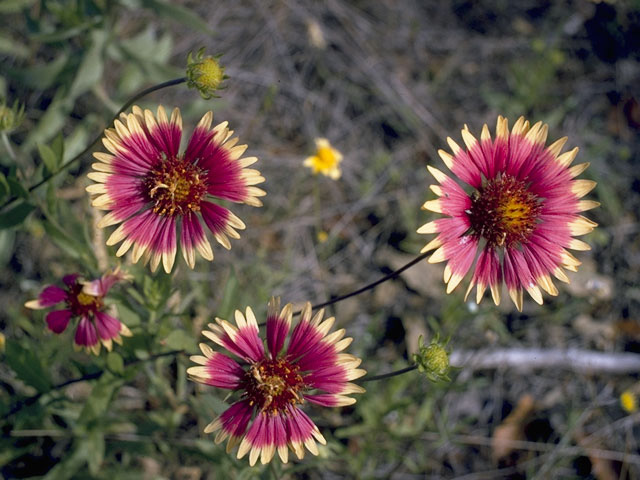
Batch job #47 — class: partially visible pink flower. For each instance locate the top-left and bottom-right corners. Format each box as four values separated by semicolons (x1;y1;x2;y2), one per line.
187;298;366;466
25;268;131;355
86;105;265;273
419;116;599;311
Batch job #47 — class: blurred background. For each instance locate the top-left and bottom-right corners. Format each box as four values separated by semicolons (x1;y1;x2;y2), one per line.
1;0;640;478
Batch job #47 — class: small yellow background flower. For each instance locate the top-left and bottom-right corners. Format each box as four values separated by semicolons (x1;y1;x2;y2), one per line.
621;390;638;413
304;138;342;179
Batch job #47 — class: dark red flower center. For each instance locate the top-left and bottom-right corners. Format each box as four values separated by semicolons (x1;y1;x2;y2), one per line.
468;174;541;248
66;282;103;317
143;157;207;217
242;358;305;415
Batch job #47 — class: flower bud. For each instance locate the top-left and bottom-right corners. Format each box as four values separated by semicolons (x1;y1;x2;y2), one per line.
412;335;451;382
186;48;226;99
0;98;25;133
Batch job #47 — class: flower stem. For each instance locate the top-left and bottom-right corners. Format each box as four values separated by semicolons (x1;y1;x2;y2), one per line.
293;250;431;315
0;77;187;213
360;364;417;383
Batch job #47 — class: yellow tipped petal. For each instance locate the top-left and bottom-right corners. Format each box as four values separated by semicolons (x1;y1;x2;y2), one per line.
490;283;501;305
526;284;544;305
430;184;443;196
546;136;568;158
553;267;570;284
509;288;523;312
106;225;127;246
426;165;450;184
417;221;439;234
568;216;598;236
438;149;454;169
577;200;600;212
511;116;529;136
420;237;442;253
568;238;592;251
537;275;558;296
495;116;509;140
571;179;597;198
428;246;447;263
461;126;478;150
446;137;462;155
569;162;590;177
446;273;465;294
422;199;442;213
556;147;579;167
480;124;491;142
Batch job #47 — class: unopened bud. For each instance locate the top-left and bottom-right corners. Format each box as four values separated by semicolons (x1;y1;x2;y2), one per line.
0;98;25;133
412;335;451;383
186;48;226;99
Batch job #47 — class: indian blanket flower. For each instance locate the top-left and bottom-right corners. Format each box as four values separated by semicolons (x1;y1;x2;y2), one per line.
25;268;131;355
187;298;366;466
304;138;342;179
419;116;599;311
86;105;265;273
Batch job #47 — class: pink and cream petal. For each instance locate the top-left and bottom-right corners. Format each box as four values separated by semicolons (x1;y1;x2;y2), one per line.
266;297;292;359
74;316;99;350
45;309;73;333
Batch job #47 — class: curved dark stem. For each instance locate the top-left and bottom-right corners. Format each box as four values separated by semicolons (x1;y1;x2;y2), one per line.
360;364;417;383
2;349;184;421
0;77;187;212
293;250;431;316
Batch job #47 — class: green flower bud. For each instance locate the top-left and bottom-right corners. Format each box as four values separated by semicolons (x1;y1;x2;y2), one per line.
0;98;25;133
412;335;451;383
186;48;227;99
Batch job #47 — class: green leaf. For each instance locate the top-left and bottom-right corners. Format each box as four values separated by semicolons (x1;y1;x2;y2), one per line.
0;172;9;203
140;0;212;34
69;30;107;99
5;341;51;392
12;54;68;90
217;268;238;320
23;89;68;149
0;0;36;13
86;429;105;476
79;373;122;425
38;143;59;173
0;200;35;229
51;133;64;161
42;441;89;480
42;219;88;260
106;351;124;375
142;273;172;311
163;329;196;352
0;33;29;58
31;18;101;43
7;176;28;198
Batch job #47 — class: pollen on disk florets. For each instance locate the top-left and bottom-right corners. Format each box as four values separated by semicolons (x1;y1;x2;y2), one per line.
143;156;208;216
242;359;305;413
468;174;541;248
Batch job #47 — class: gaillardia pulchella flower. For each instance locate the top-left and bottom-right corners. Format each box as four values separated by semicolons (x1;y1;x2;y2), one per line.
419;116;599;311
87;106;265;273
25;268;131;355
304;138;342;179
187;298;366;466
